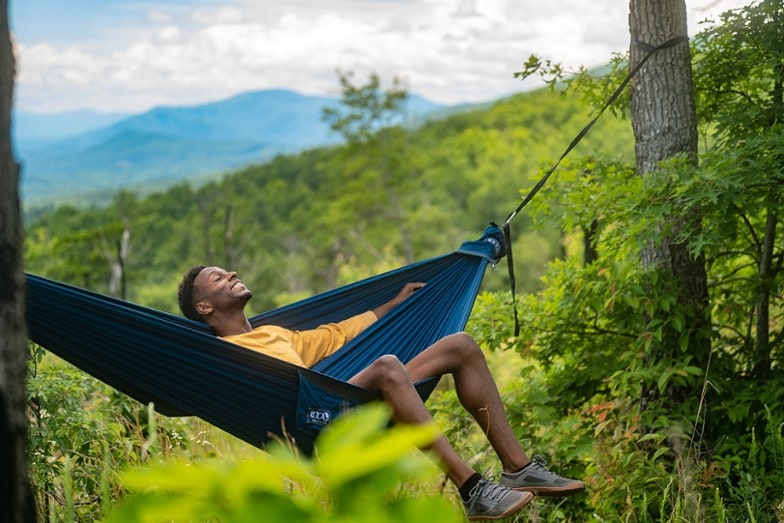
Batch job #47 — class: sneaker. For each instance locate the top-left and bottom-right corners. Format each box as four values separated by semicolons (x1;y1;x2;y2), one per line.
463;476;535;521
500;456;585;497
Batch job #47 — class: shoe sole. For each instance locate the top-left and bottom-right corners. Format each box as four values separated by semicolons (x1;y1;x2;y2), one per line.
467;491;535;521
511;483;585;497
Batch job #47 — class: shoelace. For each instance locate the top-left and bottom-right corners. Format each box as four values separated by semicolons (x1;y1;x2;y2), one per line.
530;455;549;471
466;477;509;512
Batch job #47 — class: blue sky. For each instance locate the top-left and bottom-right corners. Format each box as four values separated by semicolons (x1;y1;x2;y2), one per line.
13;1;138;45
10;0;751;114
11;0;223;45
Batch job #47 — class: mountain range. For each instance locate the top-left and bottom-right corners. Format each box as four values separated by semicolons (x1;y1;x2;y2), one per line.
15;89;446;206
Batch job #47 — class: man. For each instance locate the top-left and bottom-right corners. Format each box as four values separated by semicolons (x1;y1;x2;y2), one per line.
178;265;584;521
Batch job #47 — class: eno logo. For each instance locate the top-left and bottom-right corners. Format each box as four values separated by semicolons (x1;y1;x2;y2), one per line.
307;409;331;426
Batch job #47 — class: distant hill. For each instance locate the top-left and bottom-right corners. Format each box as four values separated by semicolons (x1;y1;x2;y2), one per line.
15;89;446;206
14;109;131;144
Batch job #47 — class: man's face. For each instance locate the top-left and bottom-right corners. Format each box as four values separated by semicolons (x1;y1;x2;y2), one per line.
193;267;252;316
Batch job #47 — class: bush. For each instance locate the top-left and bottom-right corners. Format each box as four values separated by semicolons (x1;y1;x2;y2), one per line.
26;345;231;521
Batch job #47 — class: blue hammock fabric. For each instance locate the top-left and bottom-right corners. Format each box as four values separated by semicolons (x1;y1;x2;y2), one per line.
25;226;506;454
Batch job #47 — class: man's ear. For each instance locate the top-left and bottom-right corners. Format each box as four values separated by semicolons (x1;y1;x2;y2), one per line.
195;300;213;317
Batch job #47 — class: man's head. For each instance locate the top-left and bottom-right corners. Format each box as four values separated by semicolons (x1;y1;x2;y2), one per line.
178;265;207;322
177;265;252;323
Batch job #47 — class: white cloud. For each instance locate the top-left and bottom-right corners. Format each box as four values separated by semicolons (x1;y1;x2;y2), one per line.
14;0;754;113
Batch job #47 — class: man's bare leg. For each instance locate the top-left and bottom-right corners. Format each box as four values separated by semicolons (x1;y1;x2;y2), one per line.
403;332;531;474
348;354;476;486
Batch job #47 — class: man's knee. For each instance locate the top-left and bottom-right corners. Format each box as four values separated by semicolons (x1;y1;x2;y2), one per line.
367;354;409;385
371;354;405;372
450;332;485;362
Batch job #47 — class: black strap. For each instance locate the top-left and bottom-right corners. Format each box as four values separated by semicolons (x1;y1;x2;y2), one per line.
501;222;520;335
500;35;688;336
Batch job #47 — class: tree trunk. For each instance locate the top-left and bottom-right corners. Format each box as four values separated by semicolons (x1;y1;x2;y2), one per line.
0;0;36;518
583;220;599;266
753;197;777;377
197;196;216;265
752;52;783;378
105;225;130;300
628;4;711;514
629;0;711;363
223;201;236;269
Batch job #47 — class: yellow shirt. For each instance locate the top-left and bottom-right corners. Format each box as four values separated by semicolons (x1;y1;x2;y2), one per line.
222;311;377;367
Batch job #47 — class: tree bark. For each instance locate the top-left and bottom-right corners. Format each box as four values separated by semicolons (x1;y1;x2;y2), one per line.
104;225;130;299
753;197;777;377
752;46;783;378
629;0;711;364
0;0;36;519
630;0;697;173
222;201;237;269
197;195;216;265
583;220;599;266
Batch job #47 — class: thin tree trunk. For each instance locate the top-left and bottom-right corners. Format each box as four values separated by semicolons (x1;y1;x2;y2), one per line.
223;201;236;269
583;220;599;266
753;46;784;377
753;197;777;377
104;225;130;299
0;0;36;518
197;196;216;265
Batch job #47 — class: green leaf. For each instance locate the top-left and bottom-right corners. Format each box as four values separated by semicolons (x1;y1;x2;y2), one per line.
316;405;440;488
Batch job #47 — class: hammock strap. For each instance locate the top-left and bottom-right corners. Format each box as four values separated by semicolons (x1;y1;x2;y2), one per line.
499;222;520;336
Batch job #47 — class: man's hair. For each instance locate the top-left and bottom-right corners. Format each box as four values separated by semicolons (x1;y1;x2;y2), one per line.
178;265;207;322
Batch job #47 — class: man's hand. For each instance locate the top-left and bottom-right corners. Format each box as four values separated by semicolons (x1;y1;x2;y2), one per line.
372;282;426;319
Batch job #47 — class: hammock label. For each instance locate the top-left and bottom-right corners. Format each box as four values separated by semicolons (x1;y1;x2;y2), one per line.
307;408;331;426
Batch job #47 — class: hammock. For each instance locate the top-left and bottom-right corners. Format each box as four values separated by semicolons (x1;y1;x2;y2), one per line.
25;226;507;454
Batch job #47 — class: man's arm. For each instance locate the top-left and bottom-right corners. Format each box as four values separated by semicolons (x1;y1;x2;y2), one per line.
372;282;426;319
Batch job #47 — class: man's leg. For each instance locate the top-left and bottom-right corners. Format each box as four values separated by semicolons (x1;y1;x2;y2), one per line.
348;354;476;486
403;332;530;473
404;332;585;496
348;354;535;521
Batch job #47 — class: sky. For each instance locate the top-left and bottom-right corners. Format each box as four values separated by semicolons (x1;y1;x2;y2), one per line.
10;0;753;115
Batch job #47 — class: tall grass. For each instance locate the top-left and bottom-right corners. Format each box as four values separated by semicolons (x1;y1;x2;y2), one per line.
27;345;784;521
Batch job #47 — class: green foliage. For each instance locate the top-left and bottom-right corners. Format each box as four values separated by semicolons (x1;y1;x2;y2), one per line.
322;70;409;145
719;407;784;521
26;345;238;521
489;147;782;518
27;345;127;521
105;403;462;523
692;0;784;143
